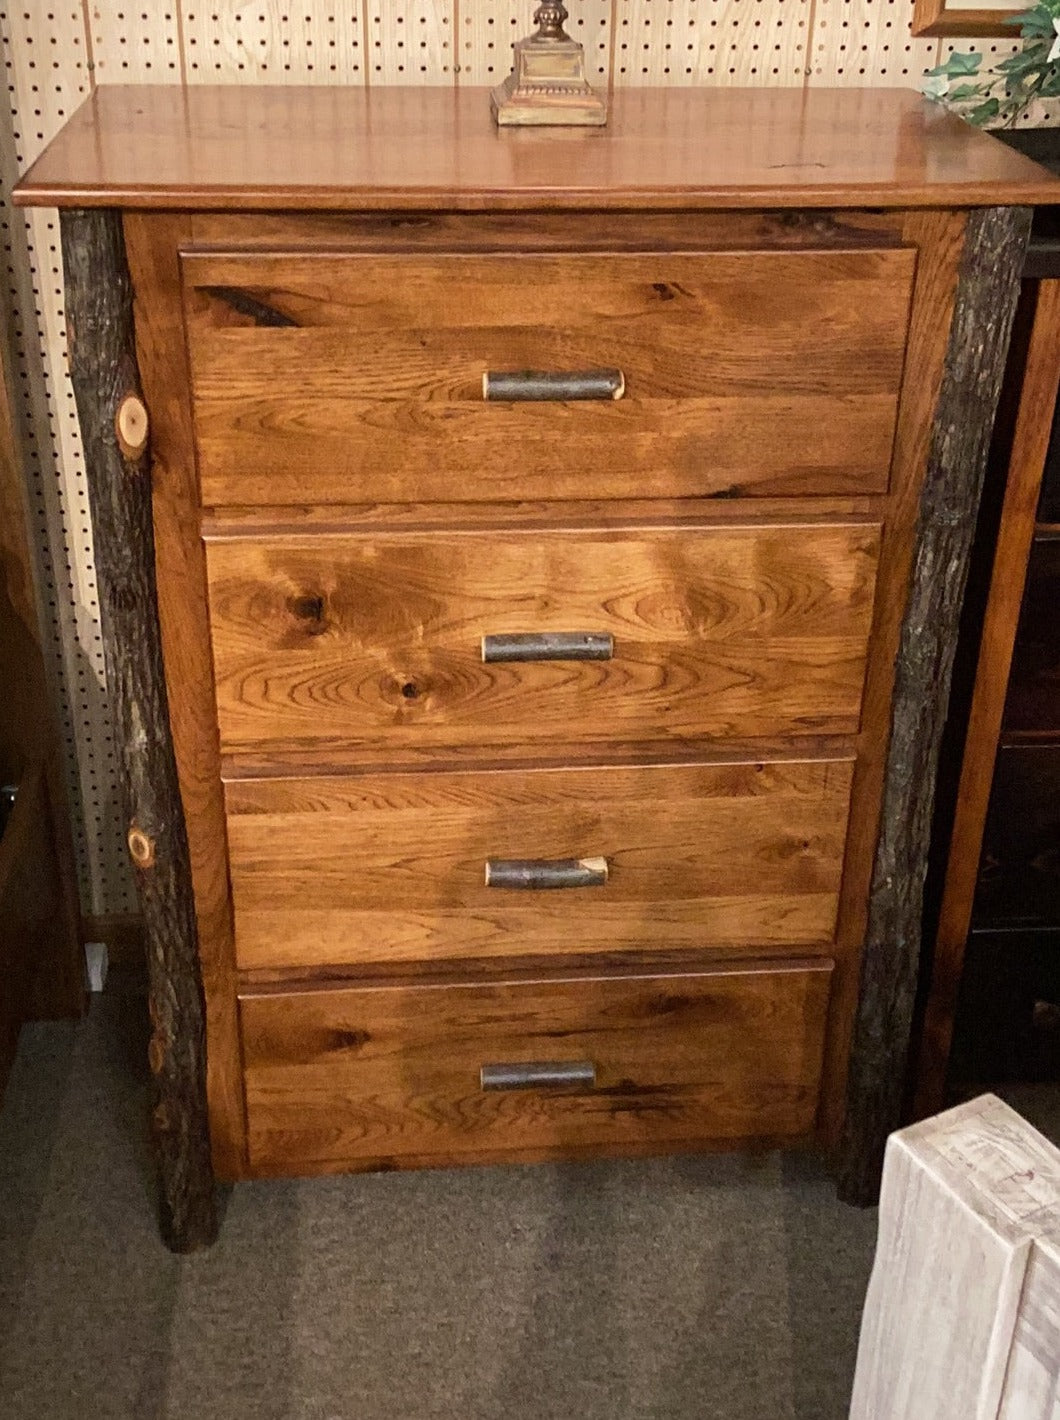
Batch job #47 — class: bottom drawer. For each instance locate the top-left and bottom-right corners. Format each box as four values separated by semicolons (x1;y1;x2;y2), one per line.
239;961;833;1175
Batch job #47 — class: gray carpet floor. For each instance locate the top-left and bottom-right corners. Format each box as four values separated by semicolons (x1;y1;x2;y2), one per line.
0;986;882;1420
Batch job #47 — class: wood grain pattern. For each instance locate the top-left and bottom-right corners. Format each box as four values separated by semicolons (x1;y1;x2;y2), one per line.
184;248;913;506
218;732;859;782
224;758;854;970
124;212;247;1183
13;87;1060;212
187;209;907;255
239;961;834;1175
838;205;1032;1205
915;279;1060;1118
201;498;884;538
206;522;881;757
999;1241;1060;1419
60;209;216;1251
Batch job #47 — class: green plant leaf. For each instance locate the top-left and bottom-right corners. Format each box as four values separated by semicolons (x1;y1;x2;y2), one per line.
942;50;985;74
969;96;1003;123
926;51;983;77
948;82;990;97
995;54;1048;74
1009;8;1056;34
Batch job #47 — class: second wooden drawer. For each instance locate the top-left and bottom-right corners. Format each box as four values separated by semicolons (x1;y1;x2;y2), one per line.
207;522;881;757
226;757;854;970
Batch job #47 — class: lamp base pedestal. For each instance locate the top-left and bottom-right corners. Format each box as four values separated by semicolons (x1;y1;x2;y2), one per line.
491;33;607;128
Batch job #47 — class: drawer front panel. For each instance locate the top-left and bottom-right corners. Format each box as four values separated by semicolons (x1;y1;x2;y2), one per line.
226;758;855;970
184;247;915;506
239;962;834;1173
206;523;881;756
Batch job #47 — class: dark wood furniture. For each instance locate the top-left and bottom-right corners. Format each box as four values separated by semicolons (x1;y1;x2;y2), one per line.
0;316;83;1095
918;198;1060;1106
14;85;1057;1250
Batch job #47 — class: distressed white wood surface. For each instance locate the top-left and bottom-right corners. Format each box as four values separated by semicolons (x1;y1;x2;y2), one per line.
999;1244;1060;1418
850;1095;1060;1420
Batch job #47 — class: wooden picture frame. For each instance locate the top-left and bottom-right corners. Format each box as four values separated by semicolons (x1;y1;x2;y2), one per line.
912;0;1026;37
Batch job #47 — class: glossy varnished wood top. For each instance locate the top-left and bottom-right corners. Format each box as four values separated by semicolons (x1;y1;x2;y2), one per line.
13;85;1059;212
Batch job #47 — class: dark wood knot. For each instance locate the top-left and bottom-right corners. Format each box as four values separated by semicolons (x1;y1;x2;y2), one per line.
328;1028;372;1054
202;286;297;328
288;593;328;633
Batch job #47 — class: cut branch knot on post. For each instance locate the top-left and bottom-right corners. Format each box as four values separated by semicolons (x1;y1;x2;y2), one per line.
128;823;157;870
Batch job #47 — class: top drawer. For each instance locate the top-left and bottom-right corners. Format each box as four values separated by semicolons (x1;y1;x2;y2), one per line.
183;246;916;508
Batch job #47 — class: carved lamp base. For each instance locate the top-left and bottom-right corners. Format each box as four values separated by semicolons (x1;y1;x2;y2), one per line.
491;4;607;128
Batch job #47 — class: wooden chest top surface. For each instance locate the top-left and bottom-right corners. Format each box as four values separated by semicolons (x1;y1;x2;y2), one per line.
13;84;1060;213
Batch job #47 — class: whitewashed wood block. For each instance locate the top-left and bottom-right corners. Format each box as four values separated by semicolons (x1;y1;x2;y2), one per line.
850;1094;1060;1420
998;1241;1060;1419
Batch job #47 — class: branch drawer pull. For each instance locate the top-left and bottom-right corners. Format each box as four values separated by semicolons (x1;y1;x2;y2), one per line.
485;856;609;890
482;632;614;663
483;369;626;402
481;1060;598;1091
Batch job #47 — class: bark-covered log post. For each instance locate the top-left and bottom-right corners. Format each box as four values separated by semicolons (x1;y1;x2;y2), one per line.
59;208;217;1251
838;205;1033;1205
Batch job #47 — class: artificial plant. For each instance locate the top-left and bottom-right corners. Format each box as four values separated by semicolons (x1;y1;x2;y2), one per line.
924;0;1060;126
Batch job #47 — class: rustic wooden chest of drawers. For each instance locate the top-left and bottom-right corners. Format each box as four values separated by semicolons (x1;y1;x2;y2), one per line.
15;84;1057;1249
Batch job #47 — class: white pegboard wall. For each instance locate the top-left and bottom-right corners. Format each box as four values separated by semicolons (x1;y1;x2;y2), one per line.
458;1;612;84
181;5;364;84
89;7;184;84
366;3;452;84
612;0;813;87
811;0;938;86
1;5;136;915
0;0;1050;921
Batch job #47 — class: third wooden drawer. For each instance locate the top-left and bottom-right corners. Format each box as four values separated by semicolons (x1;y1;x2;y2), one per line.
225;757;854;971
206;521;881;758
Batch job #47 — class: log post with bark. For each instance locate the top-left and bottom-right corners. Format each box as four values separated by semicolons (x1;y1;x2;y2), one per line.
60;208;217;1252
